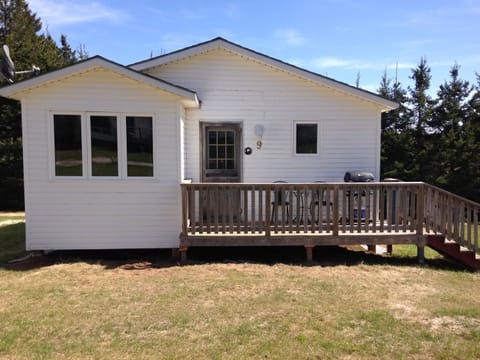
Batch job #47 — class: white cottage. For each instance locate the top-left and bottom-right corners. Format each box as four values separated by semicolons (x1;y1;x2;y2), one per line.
0;37;398;252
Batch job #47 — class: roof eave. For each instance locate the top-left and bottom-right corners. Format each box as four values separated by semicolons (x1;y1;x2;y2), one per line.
0;56;199;106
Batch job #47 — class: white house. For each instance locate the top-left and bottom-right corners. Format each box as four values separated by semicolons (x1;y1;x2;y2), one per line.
0;37;397;251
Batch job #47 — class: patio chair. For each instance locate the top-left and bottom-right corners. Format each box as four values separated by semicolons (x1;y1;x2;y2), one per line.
309;181;333;223
271;181;290;222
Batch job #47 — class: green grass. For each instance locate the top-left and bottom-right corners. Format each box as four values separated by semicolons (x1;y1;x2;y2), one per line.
392;244;444;259
1;214;479;359
0;215;26;263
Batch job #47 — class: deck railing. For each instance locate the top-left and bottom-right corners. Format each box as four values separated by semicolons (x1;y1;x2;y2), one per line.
181;182;428;235
424;184;479;253
181;182;480;254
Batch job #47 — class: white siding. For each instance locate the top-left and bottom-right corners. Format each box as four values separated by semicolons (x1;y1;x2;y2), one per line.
145;48;383;183
21;68;183;250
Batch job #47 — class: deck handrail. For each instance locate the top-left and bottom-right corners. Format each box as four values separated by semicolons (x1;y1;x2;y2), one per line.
423;183;479;253
180;182;479;254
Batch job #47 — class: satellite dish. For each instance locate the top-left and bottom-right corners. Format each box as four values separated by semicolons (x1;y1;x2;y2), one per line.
1;45;16;83
0;44;41;83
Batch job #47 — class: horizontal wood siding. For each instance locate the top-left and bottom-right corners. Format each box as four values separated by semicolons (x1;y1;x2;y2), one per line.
145;48;383;183
22;68;183;250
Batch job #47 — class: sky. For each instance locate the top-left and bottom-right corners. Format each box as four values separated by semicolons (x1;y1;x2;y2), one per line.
27;0;480;94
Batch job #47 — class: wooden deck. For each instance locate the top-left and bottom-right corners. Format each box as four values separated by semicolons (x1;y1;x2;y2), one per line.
180;182;480;263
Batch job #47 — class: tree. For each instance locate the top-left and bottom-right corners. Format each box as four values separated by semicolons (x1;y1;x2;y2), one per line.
0;0;80;209
408;57;434;133
60;34;76;65
378;69;413;180
403;58;438;182
432;64;473;190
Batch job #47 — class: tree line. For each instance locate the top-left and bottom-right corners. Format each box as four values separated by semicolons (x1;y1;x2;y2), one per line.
379;59;480;202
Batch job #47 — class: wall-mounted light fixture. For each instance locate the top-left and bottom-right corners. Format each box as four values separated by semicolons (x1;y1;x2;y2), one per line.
254;124;264;149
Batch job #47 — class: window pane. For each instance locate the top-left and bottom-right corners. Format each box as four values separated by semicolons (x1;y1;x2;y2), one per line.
54;114;82;176
126;116;153;177
91;115;118;176
218;131;226;144
296;124;318;154
218;145;225;158
226;145;234;159
226;131;234;144
208;146;217;159
208;131;217;144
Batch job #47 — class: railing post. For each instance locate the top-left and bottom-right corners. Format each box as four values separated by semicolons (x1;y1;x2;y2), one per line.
265;185;271;236
333;185;339;236
181;184;188;235
416;183;425;237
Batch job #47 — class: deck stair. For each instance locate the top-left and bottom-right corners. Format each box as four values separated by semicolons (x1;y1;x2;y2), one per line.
427;235;480;270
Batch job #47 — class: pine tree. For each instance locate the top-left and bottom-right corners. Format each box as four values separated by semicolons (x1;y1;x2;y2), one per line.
0;0;80;209
405;58;437;182
378;70;413;180
431;64;473;195
409;57;434;133
60;34;76;65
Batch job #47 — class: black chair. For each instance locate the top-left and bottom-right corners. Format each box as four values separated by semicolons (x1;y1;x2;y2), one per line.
271;181;290;222
310;181;333;223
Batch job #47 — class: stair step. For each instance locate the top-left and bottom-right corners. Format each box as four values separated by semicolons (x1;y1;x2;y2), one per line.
426;235;480;270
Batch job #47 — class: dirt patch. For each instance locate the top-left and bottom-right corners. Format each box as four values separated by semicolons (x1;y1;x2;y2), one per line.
5;254;55;271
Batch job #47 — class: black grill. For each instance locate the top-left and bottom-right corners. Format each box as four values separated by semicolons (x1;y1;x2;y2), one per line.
344;170;374;183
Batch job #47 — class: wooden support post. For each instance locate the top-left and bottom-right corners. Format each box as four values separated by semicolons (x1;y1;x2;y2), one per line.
171;248;180;259
179;247;188;263
386;244;393;254
367;245;376;253
305;245;315;262
417;245;425;265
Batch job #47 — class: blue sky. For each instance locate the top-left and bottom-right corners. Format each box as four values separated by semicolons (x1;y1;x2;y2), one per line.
28;0;480;94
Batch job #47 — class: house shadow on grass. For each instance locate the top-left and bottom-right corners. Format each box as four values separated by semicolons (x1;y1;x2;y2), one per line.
2;246;469;272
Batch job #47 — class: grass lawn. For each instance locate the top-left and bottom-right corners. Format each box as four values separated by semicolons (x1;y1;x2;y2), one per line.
1;214;479;359
0;214;26;263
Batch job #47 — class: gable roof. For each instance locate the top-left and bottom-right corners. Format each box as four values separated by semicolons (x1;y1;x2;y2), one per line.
0;56;199;107
129;37;398;111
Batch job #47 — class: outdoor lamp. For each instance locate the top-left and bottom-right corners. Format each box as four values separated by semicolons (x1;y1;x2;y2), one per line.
255;125;264;149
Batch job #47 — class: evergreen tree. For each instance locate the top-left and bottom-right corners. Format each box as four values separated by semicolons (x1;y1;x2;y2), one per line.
60;34;76;65
0;0;80;209
408;57;434;133
405;58;437;182
378;70;413;180
429;64;475;199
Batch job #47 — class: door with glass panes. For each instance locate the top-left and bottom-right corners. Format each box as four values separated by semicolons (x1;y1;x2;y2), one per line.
201;123;241;182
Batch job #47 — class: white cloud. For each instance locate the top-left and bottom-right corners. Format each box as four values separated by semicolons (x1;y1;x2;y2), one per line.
274;29;307;46
309;57;416;71
312;57;354;68
29;0;128;26
312;57;376;69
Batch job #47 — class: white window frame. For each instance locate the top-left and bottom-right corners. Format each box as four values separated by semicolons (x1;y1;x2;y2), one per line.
293;121;321;156
49;111;156;181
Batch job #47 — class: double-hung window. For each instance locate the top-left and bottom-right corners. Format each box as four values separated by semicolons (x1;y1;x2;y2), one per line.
52;112;154;179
